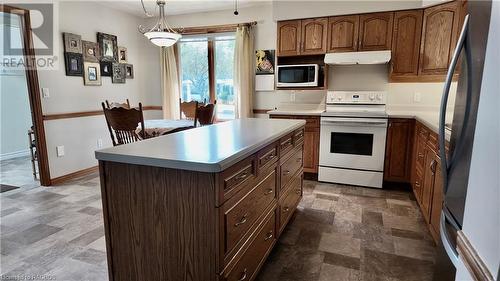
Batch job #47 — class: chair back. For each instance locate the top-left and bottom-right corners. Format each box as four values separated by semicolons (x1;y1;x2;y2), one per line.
195;100;217;126
102;102;145;146
180;99;198;120
105;99;131;109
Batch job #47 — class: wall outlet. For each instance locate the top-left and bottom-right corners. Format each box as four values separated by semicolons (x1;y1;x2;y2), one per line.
42;88;50;98
290;93;296;102
97;139;103;148
414;92;421;103
56;145;65;157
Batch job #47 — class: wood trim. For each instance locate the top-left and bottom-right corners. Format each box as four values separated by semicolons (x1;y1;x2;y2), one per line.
51;165;99;186
1;5;52;186
177;21;257;35
43;106;163;121
457;231;495;281
253;109;272;114
208;40;216;103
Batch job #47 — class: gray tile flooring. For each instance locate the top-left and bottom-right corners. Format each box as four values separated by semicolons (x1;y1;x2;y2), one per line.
0;156;39;190
0;172;436;281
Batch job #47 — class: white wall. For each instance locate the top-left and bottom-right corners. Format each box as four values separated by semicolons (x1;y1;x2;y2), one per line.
37;1;162;178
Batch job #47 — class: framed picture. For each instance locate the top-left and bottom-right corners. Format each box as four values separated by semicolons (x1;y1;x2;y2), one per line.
63;33;82;53
82;40;100;62
255;49;275;75
97;32;118;62
118;47;128;63
64;53;83;76
125;64;134;79
83;62;102;86
100;61;112;77
112;63;126;83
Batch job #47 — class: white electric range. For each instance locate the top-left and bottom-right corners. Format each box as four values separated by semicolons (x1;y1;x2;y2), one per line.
318;91;388;188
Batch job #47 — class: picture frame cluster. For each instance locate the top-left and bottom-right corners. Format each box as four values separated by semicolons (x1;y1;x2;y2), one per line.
63;32;134;86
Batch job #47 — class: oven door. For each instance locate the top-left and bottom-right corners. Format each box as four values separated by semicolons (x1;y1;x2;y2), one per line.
319;117;388;171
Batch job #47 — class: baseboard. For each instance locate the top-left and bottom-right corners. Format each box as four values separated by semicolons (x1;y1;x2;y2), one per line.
457;230;495;281
0;149;30;161
51;165;99;186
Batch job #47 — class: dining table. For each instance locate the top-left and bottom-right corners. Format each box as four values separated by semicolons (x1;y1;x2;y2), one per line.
140;119;196;138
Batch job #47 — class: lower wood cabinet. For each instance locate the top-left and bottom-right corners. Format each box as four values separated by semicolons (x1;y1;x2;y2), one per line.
270;115;320;174
384;118;415;182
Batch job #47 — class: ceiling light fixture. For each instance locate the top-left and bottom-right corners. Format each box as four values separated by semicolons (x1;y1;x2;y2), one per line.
138;0;181;47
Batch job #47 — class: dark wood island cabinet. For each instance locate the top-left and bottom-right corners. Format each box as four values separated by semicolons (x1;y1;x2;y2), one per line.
95;119;305;281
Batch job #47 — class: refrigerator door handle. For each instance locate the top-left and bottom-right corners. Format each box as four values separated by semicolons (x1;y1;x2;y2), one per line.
439;14;472;194
440;211;460;267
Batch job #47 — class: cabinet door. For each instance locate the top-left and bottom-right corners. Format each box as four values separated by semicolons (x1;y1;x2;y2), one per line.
429;159;443;241
421;148;437;222
384;119;414;182
390;10;423;78
327;15;359;53
419;1;461;76
358;12;394;51
277;20;302;56
303;130;319;173
301;18;328;55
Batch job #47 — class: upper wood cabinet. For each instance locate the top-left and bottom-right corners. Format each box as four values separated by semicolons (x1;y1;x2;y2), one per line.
301;18;328;55
390;10;423;79
419;1;461;76
358;12;394;51
327;15;359;53
277;20;302;56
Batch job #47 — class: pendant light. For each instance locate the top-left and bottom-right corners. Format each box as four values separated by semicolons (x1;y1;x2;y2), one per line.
138;0;181;47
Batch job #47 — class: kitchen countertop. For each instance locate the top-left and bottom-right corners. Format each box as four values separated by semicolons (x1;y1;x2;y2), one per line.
387;110;452;140
95;118;306;173
267;109;325;116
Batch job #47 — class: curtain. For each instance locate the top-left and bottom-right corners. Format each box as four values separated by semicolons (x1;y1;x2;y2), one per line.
160;45;181;119
233;25;255;119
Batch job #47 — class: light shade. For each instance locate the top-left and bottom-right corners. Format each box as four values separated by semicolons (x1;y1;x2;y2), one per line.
144;31;182;47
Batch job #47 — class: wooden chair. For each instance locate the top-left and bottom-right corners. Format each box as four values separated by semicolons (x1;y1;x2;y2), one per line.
102;102;146;146
105;99;131;109
195;100;217;126
179;99;198;120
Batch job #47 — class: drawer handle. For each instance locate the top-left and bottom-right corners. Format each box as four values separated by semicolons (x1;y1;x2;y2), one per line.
265;154;276;161
235;172;249;181
415;182;421;187
282;140;292;147
264;231;274;241
238;268;247;281
234;214;248;227
283;170;290;175
283;207;290;213
264;188;274;195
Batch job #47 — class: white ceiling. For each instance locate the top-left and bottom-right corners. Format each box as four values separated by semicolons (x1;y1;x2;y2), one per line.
100;0;269;18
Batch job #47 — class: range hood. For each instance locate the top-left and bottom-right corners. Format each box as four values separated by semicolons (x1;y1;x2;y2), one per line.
324;50;391;65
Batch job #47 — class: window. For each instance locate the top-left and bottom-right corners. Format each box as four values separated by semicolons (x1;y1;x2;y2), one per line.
179;34;235;120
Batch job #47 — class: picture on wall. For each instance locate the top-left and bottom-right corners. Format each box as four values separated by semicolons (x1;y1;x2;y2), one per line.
118;47;128;63
100;61;112;77
82;40;100;62
255;50;275;75
64;53;83;76
97;32;118;62
112;63;126;83
63;33;82;53
125;64;134;79
83;62;102;86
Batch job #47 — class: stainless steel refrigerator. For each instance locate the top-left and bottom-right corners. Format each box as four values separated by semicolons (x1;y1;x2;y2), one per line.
433;0;493;279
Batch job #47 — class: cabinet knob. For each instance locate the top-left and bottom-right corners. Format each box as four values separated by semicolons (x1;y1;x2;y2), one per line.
264;231;274;241
264;188;274;195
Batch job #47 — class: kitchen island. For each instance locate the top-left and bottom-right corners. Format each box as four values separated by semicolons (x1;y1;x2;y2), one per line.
95;118;306;281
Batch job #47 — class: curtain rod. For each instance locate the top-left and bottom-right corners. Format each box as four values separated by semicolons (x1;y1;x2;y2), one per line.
177;21;257;35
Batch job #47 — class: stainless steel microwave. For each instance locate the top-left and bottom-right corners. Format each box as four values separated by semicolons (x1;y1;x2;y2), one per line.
276;64;319;87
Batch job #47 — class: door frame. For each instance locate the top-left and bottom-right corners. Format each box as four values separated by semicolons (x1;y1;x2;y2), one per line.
1;4;52;186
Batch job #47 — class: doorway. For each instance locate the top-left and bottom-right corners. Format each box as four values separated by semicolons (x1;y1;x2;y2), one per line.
0;5;51;187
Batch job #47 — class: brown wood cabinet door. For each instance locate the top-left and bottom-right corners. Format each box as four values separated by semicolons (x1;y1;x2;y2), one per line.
327;15;359;53
419;1;461;76
303;130;318;173
390;10;423;78
358;12;394;51
384;119;414;182
277;20;302;56
429;159;443;241
421;147;437;222
301;18;328;55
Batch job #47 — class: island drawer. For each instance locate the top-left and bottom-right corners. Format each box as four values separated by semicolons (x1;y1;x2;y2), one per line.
279;172;303;234
219;155;258;204
280;147;303;190
221;209;276;281
221;167;277;259
257;142;278;169
279;133;294;158
294;128;305;146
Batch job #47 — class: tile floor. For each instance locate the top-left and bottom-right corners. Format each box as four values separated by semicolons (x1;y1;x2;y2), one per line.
0;156;39;189
0;173;436;281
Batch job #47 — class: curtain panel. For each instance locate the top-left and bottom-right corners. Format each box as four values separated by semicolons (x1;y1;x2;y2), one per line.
234;26;255;119
160;45;181;119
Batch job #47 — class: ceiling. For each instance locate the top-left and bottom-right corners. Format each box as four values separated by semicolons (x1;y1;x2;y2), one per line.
100;0;269;18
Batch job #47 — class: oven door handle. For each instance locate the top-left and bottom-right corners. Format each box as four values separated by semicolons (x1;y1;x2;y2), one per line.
321;119;388;127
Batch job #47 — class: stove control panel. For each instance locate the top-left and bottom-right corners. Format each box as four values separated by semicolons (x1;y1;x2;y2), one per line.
327;91;386;105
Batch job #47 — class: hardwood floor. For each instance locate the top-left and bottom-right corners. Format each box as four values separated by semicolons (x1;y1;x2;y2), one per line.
0;173;436;280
